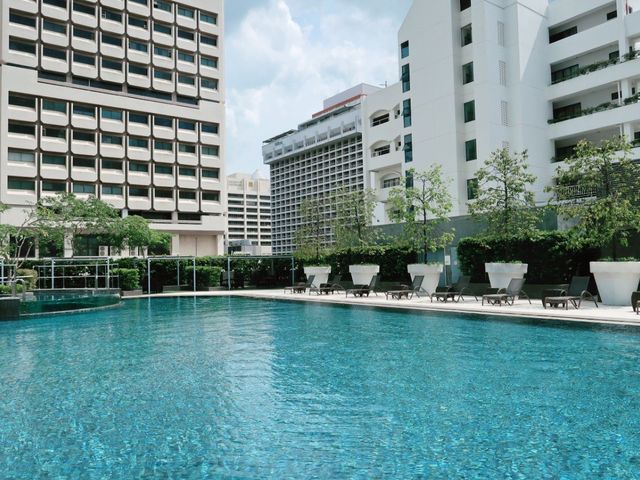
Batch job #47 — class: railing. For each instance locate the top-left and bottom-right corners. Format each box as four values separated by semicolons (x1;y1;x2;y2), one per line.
551;51;640;86
549;92;640;124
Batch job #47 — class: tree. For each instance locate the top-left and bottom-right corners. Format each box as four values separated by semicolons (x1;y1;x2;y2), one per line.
331;187;378;248
546;136;640;258
103;215;170;256
468;148;540;237
294;197;329;261
387;166;454;261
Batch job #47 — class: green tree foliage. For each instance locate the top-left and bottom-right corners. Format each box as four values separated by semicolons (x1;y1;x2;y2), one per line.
468;148;540;237
387;166;454;261
0;195;167;283
294;197;329;261
546;137;640;258
331;187;378;248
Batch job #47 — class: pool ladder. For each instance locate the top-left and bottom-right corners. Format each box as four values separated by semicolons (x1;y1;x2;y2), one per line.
10;279;27;301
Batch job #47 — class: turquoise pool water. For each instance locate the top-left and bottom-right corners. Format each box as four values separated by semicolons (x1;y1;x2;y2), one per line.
1;297;640;478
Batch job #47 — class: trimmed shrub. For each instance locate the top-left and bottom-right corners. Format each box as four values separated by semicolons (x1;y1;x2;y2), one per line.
16;269;38;289
112;268;141;291
185;266;223;290
457;232;600;284
298;246;418;282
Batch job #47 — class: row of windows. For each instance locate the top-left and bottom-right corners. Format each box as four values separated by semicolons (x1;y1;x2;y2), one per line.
8;123;219;155
7;149;220;177
11;9;218;48
40;0;218;25
9;93;219;134
7;177;221;201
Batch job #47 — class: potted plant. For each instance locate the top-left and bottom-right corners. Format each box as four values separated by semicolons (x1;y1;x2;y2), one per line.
387;165;454;293
547;137;640;306
466;148;541;290
590;259;640;306
485;261;528;289
303;264;331;286
113;268;142;297
348;263;380;285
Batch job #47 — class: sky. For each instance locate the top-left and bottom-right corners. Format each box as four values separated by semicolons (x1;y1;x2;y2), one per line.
224;0;413;176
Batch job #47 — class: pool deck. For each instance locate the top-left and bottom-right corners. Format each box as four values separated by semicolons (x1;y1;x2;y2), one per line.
126;289;640;328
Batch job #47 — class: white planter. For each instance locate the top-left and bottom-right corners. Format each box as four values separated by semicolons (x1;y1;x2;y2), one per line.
408;263;443;295
303;266;331;286
349;265;379;286
590;261;640;306
485;263;528;289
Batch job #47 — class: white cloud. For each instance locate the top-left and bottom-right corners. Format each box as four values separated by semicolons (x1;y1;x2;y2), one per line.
225;0;410;176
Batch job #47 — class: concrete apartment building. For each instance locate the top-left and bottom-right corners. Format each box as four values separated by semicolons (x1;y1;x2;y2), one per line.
226;171;272;255
367;0;640;225
263;85;376;254
0;0;226;256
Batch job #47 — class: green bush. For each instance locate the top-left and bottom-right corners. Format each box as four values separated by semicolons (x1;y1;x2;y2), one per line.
298;246;418;282
186;266;223;290
112;268;141;291
16;269;38;289
0;284;24;294
457;232;600;284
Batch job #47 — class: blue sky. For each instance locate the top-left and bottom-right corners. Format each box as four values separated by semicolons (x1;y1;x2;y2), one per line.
224;0;412;176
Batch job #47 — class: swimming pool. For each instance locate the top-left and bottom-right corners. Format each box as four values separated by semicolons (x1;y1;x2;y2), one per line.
1;297;640;478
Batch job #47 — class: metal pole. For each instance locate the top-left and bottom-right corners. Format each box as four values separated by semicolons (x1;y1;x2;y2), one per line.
177;259;180;287
227;256;231;290
1;260;4;285
51;259;55;290
192;257;196;292
147;257;151;295
106;257;110;289
291;256;295;285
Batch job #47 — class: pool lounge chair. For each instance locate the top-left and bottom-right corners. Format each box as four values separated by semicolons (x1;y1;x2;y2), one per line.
385;275;429;300
542;276;598;310
632;291;640;314
431;275;476;302
310;275;345;295
284;275;315;294
346;274;379;298
482;278;531;306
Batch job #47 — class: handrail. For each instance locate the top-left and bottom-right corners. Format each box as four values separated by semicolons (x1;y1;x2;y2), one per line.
11;279;27;301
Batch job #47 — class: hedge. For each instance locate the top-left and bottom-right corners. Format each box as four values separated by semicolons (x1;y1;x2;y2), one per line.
112;268;140;291
298;246;418;282
457;232;600;284
185;266;223;291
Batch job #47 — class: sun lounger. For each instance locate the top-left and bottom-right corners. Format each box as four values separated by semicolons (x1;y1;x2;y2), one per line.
346;274;379;298
431;275;476;302
310;275;345;295
482;278;530;306
542;276;598;310
284;275;315;294
385;275;428;300
633;291;640;314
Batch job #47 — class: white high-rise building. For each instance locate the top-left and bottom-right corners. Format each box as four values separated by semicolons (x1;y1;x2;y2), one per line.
366;0;640;224
0;0;226;256
263;84;378;254
226;171;272;255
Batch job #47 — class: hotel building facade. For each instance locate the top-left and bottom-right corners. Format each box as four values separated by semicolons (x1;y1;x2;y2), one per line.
0;0;226;256
367;0;640;224
226;171;272;255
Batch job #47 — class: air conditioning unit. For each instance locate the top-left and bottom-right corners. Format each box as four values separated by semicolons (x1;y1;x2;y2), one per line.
98;246;109;257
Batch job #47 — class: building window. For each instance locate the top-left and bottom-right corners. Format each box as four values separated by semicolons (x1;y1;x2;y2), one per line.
129;187;149;197
155;189;173;198
73;52;95;65
201;35;218;46
178;29;195;41
129;113;149;124
373;145;391;157
382;177;401;189
43;127;66;139
154;141;173;151
549;26;577;44
7;177;36;192
8;150;35;163
9;38;36;54
102;58;123;71
551;64;579;84
462;62;474;84
465;139;478;161
8;94;36;109
179;144;196;154
73;156;95;168
129;137;149;148
102;159;122;170
102;134;123;145
202;123;219;134
607;10;618;20
200;13;217;25
73;1;95;15
177;6;195;18
102;109;123;120
42;181;66;192
467;178;479;200
10;11;36;28
178;120;196;130
154;116;173;127
154;0;172;12
129;163;149;173
500;100;509;126
400;41;409;59
202;146;219;156
460;0;471;11
73;183;96;194
401;64;411;92
73;130;95;142
179;167;196;177
43;154;66;166
73;105;95;117
101;9;122;22
179;191;197;200
43;19;67;34
103;185;123;195
43;99;67;113
128;16;148;29
461;24;472;46
403;99;412;128
202;169;219;179
202;192;220;202
404;134;413;163
464;100;476;123
154;23;172;35
405;171;414;189
155;165;173;175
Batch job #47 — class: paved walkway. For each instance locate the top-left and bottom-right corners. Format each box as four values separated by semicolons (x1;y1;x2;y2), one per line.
125;289;640;328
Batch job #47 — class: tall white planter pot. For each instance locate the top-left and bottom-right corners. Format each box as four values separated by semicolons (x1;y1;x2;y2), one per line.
408;263;443;295
590;261;640;306
485;263;528;289
349;265;379;286
303;266;331;286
